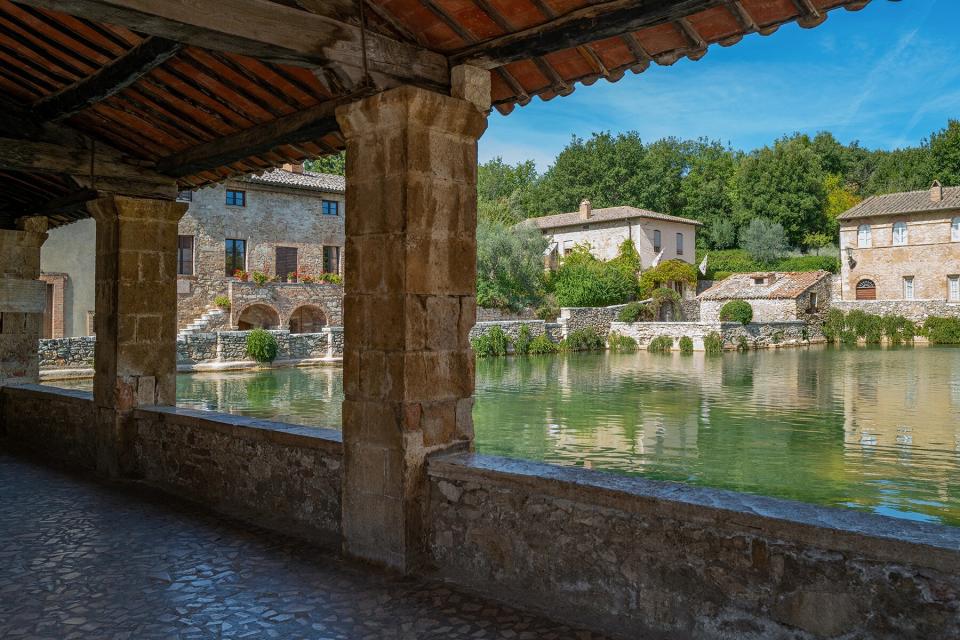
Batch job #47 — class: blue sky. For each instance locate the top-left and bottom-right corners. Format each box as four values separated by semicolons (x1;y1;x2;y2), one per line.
479;0;956;171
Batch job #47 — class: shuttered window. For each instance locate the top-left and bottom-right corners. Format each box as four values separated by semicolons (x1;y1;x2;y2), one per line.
275;246;298;281
177;235;194;276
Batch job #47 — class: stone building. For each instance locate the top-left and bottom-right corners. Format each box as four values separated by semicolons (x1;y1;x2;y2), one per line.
836;182;960;317
40;165;345;336
699;270;833;323
531;200;701;269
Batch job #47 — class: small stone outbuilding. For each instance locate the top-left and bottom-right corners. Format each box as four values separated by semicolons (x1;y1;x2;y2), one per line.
699;270;833;323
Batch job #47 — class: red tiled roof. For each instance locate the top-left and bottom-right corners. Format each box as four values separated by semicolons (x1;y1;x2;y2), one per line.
530;206;702;230
699;270;831;300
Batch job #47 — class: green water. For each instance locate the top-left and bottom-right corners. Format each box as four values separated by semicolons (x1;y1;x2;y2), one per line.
55;346;960;525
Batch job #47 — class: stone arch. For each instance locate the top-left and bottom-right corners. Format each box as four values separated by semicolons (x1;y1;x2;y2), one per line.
236;303;281;330
288;304;327;333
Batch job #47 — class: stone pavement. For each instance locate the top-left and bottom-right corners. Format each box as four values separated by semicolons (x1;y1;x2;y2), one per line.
0;451;612;640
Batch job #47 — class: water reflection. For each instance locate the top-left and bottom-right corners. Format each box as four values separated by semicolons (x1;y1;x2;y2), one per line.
48;346;960;525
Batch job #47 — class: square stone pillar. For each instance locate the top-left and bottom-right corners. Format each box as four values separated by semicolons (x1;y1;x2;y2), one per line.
87;195;188;476
336;82;488;571
0;217;48;386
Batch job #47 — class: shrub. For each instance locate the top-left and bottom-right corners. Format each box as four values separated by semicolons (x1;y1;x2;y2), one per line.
477;218;548;311
251;270;270;286
639;260;697;296
564;327;605;352
528;334;559;354
735;335;750;352
318;273;343;284
771;330;784;344
923;317;960;344
553;256;637;307
246;328;278;364
775;255;841;274
618;301;652;322
845;309;871;337
649;287;682;319
608;331;638;352
214;295;231;310
882;315;916;345
701;249;760;280
719;300;753;325
840;330;858;346
704;332;723;355
822;309;846;343
648;336;673;353
678;336;694;354
863;315;884;344
471;326;510;357
535;300;559;321
514;325;532;355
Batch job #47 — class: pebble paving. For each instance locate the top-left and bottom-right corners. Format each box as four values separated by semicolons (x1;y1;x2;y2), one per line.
0;451;613;640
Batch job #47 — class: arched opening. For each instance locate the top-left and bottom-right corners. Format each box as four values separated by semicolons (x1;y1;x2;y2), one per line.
288;305;327;333
855;279;877;301
237;304;280;330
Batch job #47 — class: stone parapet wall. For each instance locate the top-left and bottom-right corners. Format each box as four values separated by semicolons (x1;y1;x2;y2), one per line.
134;406;343;547
610;321;718;350
832;299;960;322
0;385;97;469
428;454;960;640
469;320;547;342
610;321;824;351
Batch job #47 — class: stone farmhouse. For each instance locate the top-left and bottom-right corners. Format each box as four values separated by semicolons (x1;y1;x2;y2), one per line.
39;165;345;338
836;181;960;318
532;200;701;269
699;270;833;324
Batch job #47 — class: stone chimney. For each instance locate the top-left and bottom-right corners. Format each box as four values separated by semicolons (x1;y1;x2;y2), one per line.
931;180;943;202
282;162;304;174
579;199;592;221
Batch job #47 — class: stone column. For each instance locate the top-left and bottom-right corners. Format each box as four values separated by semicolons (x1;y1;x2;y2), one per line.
336;77;489;572
87;195;187;476
0;216;48;386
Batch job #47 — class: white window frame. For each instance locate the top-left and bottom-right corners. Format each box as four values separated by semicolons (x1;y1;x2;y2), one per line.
857;224;872;248
952;217;960;242
892;221;908;246
949;275;960;302
903;276;915;300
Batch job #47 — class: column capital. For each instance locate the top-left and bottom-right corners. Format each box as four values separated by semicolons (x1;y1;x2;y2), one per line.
335;85;488;142
87;194;188;225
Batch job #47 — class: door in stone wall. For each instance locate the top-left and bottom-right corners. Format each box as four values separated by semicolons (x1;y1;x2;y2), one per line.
276;247;298;282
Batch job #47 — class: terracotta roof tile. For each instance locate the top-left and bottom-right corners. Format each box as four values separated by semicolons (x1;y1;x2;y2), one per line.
529;206;702;230
241;169;345;194
837;185;960;220
699;270;831;301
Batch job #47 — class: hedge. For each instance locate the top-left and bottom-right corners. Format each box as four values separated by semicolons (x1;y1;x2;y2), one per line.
719;300;753;325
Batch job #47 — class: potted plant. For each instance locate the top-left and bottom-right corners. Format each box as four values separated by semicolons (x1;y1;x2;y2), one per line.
214;295;231;310
252;271;270;286
233;269;249;282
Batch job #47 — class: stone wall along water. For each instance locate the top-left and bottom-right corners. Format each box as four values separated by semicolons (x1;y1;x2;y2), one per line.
832;299;960;322
38;335;95;370
610;321;824;350
559;304;628;337
428;454;960;640
476;307;538;322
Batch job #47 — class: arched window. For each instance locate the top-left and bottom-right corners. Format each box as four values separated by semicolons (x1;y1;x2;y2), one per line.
856;279;877;301
892;221;908;246
952;217;960;242
857;224;872;248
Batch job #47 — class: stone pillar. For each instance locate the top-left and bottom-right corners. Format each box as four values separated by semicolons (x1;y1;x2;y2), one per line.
88;195;187;476
0;217;48;386
336;80;488;572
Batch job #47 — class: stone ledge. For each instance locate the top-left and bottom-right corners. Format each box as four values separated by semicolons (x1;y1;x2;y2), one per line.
2;383;92;402
133;406;343;455
429;452;960;572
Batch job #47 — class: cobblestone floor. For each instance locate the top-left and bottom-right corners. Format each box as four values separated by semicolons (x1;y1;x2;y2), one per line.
0;452;612;640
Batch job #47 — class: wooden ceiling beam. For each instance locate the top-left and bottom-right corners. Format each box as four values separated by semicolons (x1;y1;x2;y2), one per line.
452;0;724;69
16;0;449;90
790;0;827;28
33;36;183;121
154;91;371;178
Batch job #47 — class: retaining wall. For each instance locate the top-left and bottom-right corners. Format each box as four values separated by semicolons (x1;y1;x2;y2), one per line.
610;321;824;350
833;299;960;322
428;454;960;640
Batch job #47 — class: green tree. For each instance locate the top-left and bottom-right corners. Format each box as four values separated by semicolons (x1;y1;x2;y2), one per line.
680;139;737;244
741;218;788;266
476;219;547;311
477;158;541;224
865;146;933;195
732;136;827;247
822;173;861;239
929;120;960;185
304;152;345;175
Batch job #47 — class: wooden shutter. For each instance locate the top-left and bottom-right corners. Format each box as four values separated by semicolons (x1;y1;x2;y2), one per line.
276;246;298;280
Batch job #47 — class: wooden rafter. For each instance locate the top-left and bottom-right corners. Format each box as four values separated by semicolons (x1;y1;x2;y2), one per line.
451;0;724;69
33;36;182;121
15;0;449;90
790;0;827;28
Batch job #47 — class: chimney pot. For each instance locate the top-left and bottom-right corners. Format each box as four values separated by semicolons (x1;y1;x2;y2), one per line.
579;199;592;221
931;180;943;202
282;162;304;174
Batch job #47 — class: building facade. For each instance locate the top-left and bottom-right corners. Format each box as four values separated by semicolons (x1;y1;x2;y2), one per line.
837;182;960;311
699;271;833;324
532;200;701;269
40;166;345;337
